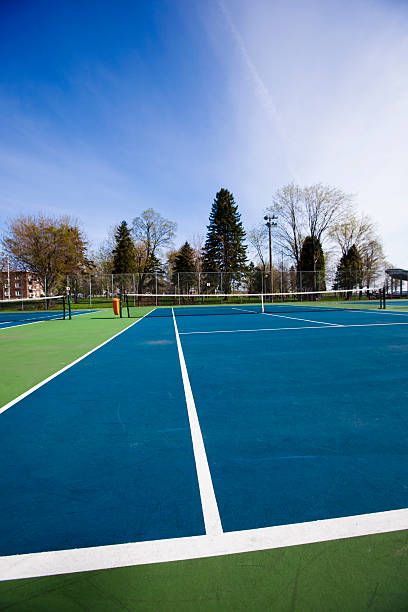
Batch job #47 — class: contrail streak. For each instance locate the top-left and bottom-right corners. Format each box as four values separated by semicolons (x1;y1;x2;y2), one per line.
218;0;300;182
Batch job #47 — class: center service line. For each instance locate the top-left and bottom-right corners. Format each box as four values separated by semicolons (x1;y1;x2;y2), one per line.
172;308;223;536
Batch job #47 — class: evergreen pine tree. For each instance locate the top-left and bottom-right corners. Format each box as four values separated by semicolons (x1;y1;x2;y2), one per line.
112;221;136;274
203;188;247;292
172;242;196;293
299;236;326;291
334;244;363;290
247;262;264;293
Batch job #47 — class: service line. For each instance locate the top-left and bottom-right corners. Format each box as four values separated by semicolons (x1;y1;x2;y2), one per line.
179;321;408;336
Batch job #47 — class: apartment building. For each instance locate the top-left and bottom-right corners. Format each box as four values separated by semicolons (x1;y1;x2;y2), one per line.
0;271;43;300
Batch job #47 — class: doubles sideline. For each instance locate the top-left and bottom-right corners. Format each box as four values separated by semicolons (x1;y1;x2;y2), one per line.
0;313;149;415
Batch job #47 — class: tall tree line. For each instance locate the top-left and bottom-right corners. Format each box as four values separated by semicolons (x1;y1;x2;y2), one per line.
1;183;386;295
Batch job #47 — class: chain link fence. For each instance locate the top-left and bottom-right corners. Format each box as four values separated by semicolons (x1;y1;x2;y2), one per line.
62;268;387;307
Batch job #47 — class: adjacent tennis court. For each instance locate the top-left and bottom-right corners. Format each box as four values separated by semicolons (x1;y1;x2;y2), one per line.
0;295;407;591
0;295;93;329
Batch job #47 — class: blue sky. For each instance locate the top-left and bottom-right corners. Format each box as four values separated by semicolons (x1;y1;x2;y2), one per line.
0;0;407;265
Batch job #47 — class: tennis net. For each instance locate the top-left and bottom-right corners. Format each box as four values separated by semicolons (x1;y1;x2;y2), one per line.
123;288;384;318
0;295;67;325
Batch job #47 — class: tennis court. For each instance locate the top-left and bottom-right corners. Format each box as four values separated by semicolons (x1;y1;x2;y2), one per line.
0;294;408;578
0;296;407;593
0;296;93;329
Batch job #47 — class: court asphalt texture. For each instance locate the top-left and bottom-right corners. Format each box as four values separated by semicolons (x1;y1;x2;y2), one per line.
0;308;407;610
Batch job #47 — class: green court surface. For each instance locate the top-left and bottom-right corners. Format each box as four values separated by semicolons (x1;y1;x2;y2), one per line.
1;309;407;611
0;311;138;407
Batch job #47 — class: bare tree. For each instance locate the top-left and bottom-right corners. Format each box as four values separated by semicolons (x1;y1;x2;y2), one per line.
131;209;176;291
267;183;306;268
303;184;351;242
267;183;351;270
360;239;385;288
329;214;375;256
90;228;116;275
190;232;205;272
247;224;269;269
330;213;385;288
132;209;176;264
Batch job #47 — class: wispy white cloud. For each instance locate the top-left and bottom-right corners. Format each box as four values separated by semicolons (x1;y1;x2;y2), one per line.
212;0;408;265
1;0;407;267
217;0;299;182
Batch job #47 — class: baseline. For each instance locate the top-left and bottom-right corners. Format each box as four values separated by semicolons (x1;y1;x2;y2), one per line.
1;508;406;581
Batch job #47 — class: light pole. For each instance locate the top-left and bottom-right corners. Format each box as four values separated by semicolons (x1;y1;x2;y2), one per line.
281;250;284;293
264;214;277;294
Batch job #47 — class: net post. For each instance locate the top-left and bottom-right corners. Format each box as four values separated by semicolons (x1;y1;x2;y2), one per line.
65;286;72;320
261;293;265;313
119;292;123;318
125;293;130;318
382;285;386;309
62;296;66;320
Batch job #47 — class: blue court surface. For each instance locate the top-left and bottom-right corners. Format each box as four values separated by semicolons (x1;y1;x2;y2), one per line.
386;299;408;307
0;310;93;330
1;305;407;562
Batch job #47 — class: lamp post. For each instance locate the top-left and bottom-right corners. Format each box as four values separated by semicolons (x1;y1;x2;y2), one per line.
264;214;278;294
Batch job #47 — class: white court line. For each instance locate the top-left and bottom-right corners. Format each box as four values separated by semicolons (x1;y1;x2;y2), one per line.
262;312;343;327
0;313;150;415
172;308;223;536
0;309;96;331
350;308;408;317
232;307;258;314
0;507;406;581
0;315;64;330
179;321;408;336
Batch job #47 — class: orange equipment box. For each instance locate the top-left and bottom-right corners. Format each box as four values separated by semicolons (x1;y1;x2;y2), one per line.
112;297;121;316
